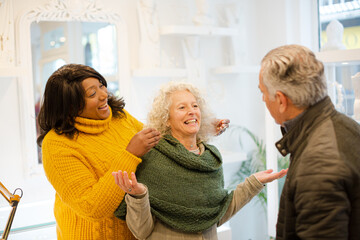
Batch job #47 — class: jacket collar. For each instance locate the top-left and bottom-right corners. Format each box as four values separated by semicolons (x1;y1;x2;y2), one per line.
275;96;335;157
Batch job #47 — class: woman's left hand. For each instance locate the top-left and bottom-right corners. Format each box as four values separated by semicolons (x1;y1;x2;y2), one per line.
215;119;230;136
112;171;146;196
254;168;288;184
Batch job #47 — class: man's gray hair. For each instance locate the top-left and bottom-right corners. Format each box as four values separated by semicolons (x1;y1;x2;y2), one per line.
261;44;327;108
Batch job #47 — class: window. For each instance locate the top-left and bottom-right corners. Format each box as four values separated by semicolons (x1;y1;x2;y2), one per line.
318;0;360;50
317;0;360;123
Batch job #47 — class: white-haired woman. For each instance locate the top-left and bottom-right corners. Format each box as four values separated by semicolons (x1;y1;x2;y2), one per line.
113;81;287;240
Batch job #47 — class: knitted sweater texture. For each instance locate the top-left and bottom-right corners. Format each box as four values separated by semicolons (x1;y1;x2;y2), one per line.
42;108;142;240
115;135;234;233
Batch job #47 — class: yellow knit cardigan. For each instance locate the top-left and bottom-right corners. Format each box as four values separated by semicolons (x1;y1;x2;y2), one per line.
42;108;142;240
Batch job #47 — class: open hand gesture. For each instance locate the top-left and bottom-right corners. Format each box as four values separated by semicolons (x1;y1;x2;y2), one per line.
254;168;288;184
112;171;146;196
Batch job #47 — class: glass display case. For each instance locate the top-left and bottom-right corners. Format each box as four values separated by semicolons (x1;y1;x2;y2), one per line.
318;0;360;51
321;57;360;123
317;0;360;123
316;49;360;123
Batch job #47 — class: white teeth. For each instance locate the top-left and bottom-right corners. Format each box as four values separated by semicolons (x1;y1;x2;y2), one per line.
99;103;107;108
185;119;196;124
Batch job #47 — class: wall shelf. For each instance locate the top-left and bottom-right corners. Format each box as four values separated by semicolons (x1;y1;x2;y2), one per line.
315;48;360;123
132;68;187;78
315;48;360;64
211;65;261;75
160;25;239;37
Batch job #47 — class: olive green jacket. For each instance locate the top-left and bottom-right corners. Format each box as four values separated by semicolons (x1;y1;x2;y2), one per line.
276;97;360;240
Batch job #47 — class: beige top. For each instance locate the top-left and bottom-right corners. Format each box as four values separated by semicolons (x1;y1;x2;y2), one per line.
125;174;264;240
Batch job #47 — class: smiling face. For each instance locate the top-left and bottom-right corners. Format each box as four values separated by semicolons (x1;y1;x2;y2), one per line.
79;77;110;120
168;90;201;141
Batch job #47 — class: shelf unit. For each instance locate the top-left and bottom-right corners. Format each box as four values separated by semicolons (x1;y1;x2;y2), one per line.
316;48;360;123
211;65;260;75
132;25;241;78
315;48;360;64
132;68;187;78
159;25;239;36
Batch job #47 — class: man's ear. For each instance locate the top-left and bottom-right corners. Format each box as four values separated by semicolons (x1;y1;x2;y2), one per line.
276;91;288;113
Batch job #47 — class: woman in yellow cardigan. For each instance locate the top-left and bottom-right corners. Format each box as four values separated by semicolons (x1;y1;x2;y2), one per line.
36;64;161;240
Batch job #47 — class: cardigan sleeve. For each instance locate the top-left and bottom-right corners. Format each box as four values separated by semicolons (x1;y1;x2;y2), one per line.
42;135;142;221
125;189;155;240
218;174;264;226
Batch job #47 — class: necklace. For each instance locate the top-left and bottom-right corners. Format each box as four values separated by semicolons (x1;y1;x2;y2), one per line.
162;135;200;154
189;147;200;154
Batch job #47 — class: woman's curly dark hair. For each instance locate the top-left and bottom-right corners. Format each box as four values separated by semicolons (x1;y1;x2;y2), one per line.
37;64;125;146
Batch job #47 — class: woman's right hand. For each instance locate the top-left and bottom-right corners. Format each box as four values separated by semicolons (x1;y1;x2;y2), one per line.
126;128;160;157
112;171;146;196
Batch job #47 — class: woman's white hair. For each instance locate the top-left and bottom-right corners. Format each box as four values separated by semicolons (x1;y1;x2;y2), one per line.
146;81;215;143
261;44;327;108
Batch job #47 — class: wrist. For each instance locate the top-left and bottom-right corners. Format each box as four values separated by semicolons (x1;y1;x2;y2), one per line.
129;186;147;199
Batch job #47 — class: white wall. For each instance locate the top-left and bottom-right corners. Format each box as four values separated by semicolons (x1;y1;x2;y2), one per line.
0;0;318;239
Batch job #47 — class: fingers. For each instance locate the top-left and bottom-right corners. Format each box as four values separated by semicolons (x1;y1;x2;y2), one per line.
112;170;131;192
270;168;288;181
143;128;160;137
255;168;288;184
112;172;119;185
127;128;161;157
220;119;230;128
278;168;288;178
114;171;145;195
215;119;230;136
142;128;161;145
130;172;138;185
112;171;122;186
123;171;132;189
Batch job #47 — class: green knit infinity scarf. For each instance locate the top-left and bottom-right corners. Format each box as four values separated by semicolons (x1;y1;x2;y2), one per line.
114;135;233;233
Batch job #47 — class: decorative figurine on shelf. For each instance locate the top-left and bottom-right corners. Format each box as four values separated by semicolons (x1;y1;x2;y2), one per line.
193;0;214;26
352;72;360;121
181;36;206;87
321;19;346;52
221;3;244;66
137;0;161;69
334;81;345;113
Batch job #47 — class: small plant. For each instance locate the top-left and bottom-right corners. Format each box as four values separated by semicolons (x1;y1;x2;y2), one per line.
227;126;289;211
